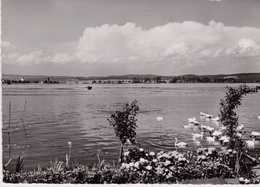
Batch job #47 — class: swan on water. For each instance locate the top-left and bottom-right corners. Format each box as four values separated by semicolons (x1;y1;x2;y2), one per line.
184;124;193;129
236;132;243;138
156;115;164;121
192;132;204;140
219;126;227;131
251;131;260;137
175;138;188;148
200;124;208;130
206;114;213;118
188;117;197;123
206;126;215;133
212;130;223;137
206;136;215;143
245;138;255;149
212;117;220;121
219;135;229;142
236;124;245;131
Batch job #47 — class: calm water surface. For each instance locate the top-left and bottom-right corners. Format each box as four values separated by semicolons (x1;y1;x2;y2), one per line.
2;83;260;170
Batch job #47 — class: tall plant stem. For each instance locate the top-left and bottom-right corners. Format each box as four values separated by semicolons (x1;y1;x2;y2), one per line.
8;101;11;160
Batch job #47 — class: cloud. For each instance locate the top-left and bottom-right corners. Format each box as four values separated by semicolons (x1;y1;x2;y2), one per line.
1;41;16;50
2;21;260;74
51;53;74;64
16;51;44;65
225;38;260;57
75;21;260;66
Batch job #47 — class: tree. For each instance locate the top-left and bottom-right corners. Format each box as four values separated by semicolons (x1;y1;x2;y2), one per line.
108;100;139;163
219;84;259;176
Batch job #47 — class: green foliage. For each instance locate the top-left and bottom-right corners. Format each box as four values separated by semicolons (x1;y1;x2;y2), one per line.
108;100;139;145
3;147;260;184
15;155;24;173
219;84;259;149
49;158;64;172
219;84;259;176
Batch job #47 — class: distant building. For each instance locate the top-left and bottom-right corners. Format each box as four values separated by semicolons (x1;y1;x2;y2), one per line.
223;76;238;80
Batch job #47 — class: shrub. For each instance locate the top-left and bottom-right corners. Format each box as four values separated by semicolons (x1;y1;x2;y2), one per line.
108;100;139;162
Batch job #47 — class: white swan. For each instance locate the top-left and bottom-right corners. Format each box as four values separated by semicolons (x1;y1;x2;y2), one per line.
206;126;215;133
251;131;260;137
192;132;204;140
212;130;223;137
200;112;207;116
200;124;208;130
206;136;215;143
212;117;220;121
156;115;164;121
219;135;229;142
236;124;245;131
184;124;193;129
188;117;197;123
205;114;213;119
245;138;255;149
223;137;230;143
175;138;188;148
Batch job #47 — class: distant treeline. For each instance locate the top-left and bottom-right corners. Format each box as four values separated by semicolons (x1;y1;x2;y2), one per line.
2;73;260;84
2;79;59;85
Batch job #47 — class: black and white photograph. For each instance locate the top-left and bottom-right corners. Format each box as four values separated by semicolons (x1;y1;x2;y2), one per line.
1;0;260;184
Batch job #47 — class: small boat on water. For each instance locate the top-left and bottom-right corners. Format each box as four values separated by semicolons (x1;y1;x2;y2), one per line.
86;86;92;90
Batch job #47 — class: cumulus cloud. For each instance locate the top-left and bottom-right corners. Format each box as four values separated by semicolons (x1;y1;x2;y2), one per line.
1;41;16;50
2;21;260;72
51;53;74;64
75;21;260;66
16;51;44;65
225;38;260;57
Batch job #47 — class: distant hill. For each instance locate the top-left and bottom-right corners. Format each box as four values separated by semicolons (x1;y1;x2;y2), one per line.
2;73;260;83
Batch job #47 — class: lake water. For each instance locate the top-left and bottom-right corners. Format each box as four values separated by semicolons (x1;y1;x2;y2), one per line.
2;83;260;171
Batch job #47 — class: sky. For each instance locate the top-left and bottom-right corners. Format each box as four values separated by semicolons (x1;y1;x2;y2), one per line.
1;0;260;76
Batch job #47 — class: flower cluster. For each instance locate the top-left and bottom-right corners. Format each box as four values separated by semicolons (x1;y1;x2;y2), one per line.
120;148;195;182
196;147;236;178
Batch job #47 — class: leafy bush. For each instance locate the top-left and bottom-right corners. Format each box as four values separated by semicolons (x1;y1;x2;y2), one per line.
108;100;139;162
219;84;259;176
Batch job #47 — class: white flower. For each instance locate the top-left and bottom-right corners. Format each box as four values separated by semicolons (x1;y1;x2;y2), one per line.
68;141;72;147
145;165;152;170
149;152;155;156
239;177;244;181
134;162;140;168
145;153;148;156
166;172;173;178
162;153;170;158
123;151;130;156
164;160;171;166
139;148;144;152
140;158;145;163
125;164;130;169
244;179;250;184
126;139;131;144
129;162;134;167
152;159;158;163
157;151;164;155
